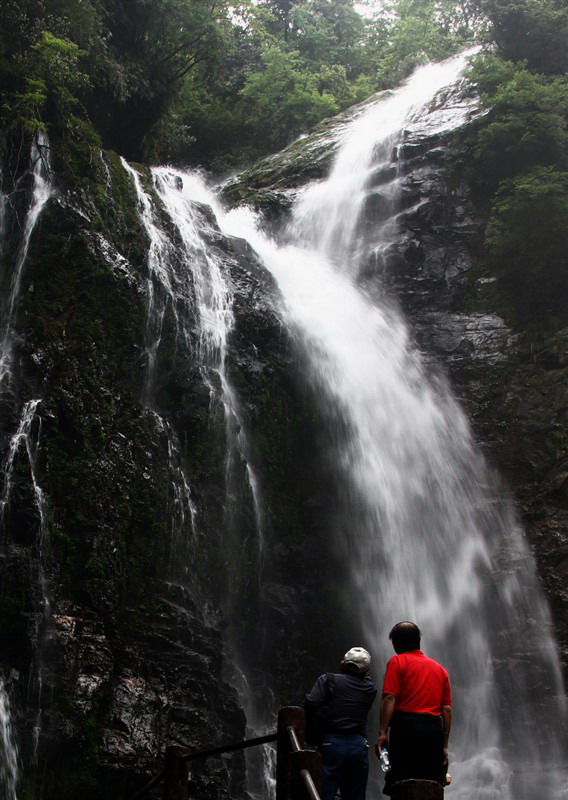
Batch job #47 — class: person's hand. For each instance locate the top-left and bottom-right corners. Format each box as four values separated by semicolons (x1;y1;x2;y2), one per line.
374;731;388;757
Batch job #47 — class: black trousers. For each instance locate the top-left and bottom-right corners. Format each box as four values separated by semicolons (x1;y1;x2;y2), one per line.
383;712;445;796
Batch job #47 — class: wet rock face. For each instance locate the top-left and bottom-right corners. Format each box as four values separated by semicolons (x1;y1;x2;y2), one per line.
1;82;566;798
0;157;257;799
0;143;346;800
374;112;568;673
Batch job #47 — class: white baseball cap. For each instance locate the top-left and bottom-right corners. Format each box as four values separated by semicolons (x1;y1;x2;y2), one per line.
343;647;371;672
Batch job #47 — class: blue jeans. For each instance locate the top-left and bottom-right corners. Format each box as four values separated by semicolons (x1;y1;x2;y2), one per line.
319;734;369;800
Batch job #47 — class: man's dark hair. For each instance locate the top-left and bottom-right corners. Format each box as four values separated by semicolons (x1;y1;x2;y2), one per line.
389;621;421;653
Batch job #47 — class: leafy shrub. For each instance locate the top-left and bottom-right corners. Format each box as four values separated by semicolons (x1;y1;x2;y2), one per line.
485;167;568;325
468;56;568;192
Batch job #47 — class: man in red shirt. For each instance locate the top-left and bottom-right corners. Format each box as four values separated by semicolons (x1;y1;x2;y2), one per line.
375;622;451;795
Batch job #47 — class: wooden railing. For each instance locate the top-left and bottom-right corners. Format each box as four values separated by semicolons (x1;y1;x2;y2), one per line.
276;707;321;800
131;706;321;800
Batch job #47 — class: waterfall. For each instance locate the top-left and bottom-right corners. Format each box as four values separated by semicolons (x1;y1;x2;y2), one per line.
0;134;53;784
146;169;272;797
0;399;46;532
151;168;267;565
0;678;19;800
205;53;566;799
0;133;52;391
119;54;565;798
120;158;200;577
123;163;276;797
122;160;266;581
0;398;50;773
122;163;270;793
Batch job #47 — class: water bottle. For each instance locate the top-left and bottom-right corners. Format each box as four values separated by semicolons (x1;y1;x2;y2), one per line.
379;748;391;773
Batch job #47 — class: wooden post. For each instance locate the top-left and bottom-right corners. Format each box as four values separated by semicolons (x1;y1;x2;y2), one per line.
276;706;306;800
164;745;189;800
392;779;444;799
290;750;322;800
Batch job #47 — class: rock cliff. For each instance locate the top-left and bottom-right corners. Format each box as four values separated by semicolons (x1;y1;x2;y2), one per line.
0;145;345;799
0;72;566;800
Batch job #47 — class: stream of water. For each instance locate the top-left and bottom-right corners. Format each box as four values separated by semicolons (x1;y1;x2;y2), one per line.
122;160;266;589
0;678;19;800
0;134;54;799
196;53;566;799
0;133;52;392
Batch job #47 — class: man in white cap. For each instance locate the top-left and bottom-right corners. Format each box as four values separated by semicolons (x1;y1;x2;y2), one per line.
305;647;377;800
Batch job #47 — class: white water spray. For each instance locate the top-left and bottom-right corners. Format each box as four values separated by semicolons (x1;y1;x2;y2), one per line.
292;53;478;270
120;158;180;403
0;139;52;763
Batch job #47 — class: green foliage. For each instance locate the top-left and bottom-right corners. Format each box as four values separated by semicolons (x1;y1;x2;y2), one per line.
476;0;568;74
149;0;487;168
240;46;338;151
5;78;48;134
32;30;87;89
2;29;88;133
0;0;232;158
1;0;563;173
484;167;568;325
290;0;367;73
462;53;568;330
468;57;568;191
371;0;483;86
0;0;495;167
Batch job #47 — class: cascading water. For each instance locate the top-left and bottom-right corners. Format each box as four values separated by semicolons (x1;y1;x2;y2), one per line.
205;53;567;798
0;678;19;800
122;160;266;581
123;162;274;793
117;53;566;798
0;399;46;531
120;158;182;404
121;158;200;578
0;399;50;776
151;167;267;564
0;133;52;391
0;134;53;793
122;162;271;793
148;169;271;798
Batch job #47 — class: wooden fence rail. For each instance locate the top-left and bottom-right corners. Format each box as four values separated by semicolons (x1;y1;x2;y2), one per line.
276;707;322;800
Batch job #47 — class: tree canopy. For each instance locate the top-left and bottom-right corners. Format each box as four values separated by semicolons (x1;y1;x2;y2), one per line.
1;0;567;330
0;0;490;165
462;50;568;328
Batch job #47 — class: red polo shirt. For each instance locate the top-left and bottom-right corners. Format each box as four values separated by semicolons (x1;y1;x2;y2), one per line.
382;650;451;716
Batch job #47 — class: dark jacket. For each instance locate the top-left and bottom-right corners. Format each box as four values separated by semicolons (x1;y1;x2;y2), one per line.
305;672;377;736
